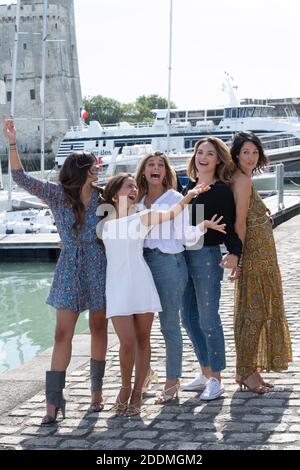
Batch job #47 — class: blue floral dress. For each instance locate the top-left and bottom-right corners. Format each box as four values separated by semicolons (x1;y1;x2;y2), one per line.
11;169;106;313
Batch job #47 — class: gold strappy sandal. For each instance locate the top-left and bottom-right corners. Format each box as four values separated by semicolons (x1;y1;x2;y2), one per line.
112;386;131;416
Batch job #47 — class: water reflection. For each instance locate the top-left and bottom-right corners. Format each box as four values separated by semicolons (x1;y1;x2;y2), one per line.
0;263;88;373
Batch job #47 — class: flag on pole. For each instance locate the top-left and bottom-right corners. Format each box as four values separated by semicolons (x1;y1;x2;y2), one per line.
80;106;89;121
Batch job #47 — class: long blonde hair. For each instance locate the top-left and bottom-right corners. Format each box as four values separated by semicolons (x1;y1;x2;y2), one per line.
135;151;177;201
187;137;235;184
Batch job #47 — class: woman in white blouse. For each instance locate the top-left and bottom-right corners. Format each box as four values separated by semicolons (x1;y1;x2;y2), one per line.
136;151;207;403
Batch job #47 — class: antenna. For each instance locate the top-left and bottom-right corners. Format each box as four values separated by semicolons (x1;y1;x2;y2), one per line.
166;0;173;157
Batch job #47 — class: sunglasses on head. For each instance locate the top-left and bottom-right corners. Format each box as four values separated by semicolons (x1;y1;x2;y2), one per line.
74;153;96;169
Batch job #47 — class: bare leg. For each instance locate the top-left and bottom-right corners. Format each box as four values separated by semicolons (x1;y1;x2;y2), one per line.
132;313;154;392
89;309;107;405
46;309;79;418
111;316;136;413
126;313;154;415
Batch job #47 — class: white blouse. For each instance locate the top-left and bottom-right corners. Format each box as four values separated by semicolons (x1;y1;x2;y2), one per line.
140;189;206;254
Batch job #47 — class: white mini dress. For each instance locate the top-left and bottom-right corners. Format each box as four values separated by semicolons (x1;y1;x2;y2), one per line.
102;210;162;318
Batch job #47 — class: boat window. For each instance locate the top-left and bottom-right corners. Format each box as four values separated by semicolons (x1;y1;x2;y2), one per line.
245;107;254;117
231;108;237;118
188;110;205;118
95;140;99;147
253;107;263;117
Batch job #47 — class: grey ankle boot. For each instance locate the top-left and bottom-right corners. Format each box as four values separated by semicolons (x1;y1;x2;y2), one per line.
89;359;106;412
45;370;66;420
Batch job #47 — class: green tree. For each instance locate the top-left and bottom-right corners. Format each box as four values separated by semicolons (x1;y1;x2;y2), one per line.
135;94;176;122
83;94;177;125
83;95;123;124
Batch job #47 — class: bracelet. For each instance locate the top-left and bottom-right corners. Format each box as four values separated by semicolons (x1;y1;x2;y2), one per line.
9;143;17;148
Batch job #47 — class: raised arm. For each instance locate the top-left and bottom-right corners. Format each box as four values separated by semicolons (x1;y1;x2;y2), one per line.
2;115;22;170
140;183;211;227
2;115;59;202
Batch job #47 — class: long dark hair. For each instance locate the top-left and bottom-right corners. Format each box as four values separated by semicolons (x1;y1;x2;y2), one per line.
187;137;235;184
230;132;268;172
59;151;97;232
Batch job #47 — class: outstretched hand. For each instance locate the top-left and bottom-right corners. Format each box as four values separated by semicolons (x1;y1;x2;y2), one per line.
2;114;16;143
187;183;211;198
204;214;226;234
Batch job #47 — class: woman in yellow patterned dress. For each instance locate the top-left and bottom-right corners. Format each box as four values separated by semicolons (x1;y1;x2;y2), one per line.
228;132;292;393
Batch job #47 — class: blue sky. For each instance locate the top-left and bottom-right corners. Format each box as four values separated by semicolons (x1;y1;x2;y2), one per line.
74;0;300;108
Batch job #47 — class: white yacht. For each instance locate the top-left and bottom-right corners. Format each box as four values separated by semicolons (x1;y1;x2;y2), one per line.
55;102;300;169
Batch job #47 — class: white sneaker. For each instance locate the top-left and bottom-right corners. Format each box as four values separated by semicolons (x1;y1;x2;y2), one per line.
181;373;208;391
200;377;224;401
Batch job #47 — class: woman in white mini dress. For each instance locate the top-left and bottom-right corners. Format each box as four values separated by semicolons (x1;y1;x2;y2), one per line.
97;173;226;416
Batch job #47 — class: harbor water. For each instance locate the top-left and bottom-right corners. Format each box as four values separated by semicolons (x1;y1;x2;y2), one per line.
0;263;88;373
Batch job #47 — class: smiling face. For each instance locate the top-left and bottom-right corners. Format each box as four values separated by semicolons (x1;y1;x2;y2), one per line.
195;141;220;175
117;176;138;207
237;141;259;175
143;155;166;187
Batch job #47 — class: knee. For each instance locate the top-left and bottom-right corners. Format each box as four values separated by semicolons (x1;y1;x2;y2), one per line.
54;326;73;344
90;317;108;337
160;323;181;341
120;340;135;356
135;334;150;350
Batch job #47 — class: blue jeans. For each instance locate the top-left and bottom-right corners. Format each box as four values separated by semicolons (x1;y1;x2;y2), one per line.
143;248;188;379
181;246;226;372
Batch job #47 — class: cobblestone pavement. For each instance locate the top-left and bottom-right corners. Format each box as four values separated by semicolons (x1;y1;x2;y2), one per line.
0;215;299;451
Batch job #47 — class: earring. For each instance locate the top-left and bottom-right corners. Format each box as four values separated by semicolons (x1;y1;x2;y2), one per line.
112;196;117;203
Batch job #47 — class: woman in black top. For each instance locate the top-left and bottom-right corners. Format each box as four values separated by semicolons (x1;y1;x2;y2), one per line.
181;137;242;401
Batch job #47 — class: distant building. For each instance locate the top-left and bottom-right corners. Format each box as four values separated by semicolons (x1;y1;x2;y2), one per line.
0;0;82;167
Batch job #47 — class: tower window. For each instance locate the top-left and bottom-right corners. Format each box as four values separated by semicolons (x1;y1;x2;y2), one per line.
30;89;36;100
7;91;12;102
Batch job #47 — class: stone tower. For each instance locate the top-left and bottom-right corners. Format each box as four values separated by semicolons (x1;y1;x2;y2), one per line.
0;0;82;169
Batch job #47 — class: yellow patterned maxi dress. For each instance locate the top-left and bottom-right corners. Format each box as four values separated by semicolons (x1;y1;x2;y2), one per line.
234;187;292;377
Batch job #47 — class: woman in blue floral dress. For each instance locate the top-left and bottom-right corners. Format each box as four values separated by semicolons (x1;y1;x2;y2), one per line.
3;116;107;424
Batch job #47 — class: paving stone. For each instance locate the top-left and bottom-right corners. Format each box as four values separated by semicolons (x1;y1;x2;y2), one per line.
1;216;300;450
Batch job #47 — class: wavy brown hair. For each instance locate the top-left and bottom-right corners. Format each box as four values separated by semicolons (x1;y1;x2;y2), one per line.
135;151;177;201
59;151;97;232
187;137;235;184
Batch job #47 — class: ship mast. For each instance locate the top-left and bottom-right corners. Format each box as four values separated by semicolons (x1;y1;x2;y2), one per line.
40;0;48;179
166;0;173;156
8;0;22;210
